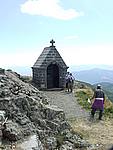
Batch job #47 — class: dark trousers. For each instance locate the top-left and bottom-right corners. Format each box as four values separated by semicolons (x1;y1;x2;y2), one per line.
91;108;103;120
66;82;68;88
67;82;73;92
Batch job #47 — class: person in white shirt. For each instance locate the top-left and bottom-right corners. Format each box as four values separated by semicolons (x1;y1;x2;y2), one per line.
67;73;75;92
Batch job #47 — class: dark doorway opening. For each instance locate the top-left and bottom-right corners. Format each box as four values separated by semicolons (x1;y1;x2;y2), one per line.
47;64;59;88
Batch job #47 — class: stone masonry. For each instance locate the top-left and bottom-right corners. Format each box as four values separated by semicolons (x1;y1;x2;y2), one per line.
32;40;68;89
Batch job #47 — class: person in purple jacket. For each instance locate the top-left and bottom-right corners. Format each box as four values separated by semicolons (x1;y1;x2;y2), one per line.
91;84;105;120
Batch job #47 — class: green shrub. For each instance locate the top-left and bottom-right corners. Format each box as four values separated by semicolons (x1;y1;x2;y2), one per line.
104;106;113;117
20;76;32;83
76;90;91;110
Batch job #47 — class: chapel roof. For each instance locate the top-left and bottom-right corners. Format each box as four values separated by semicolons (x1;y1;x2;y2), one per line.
32;40;68;69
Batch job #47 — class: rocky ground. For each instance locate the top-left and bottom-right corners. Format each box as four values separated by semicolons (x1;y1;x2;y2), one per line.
0;69;91;150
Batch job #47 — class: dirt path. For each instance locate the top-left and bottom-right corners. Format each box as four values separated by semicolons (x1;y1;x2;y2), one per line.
43;90;89;119
43;90;113;149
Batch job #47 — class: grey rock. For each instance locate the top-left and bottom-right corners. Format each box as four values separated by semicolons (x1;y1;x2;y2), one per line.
45;137;57;150
2;120;22;141
60;141;74;150
0;68;5;74
0;70;90;149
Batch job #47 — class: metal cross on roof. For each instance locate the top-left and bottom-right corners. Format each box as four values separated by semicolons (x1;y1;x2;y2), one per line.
50;39;55;46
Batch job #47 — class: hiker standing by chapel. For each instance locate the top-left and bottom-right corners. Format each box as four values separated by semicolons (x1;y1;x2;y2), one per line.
65;72;70;89
91;84;105;120
67;73;75;93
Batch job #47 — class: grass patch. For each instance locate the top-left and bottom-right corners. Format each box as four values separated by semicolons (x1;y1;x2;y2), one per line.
75;89;93;110
104;106;113;118
68;118;90;140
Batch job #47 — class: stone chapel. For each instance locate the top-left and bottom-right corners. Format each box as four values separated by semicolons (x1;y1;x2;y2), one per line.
32;40;68;89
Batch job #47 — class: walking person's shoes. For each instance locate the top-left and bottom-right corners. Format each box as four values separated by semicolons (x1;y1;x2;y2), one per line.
98;117;104;121
89;113;94;122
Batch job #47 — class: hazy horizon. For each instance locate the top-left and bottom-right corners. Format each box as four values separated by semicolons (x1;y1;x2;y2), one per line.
2;64;113;76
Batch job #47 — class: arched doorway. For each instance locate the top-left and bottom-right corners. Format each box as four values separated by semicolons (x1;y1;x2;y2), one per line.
47;64;59;88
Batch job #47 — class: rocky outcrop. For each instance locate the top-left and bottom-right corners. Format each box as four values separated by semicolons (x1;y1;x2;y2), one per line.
0;69;89;149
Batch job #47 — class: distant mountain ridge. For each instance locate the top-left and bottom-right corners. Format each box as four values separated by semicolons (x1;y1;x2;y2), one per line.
69;64;113;72
73;68;113;84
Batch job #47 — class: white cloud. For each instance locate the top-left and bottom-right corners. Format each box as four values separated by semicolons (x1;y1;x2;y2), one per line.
20;0;84;20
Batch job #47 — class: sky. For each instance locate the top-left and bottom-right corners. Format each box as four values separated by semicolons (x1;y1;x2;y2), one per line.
0;0;113;74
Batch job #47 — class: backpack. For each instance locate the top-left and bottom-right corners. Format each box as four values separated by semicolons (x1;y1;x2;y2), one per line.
67;77;73;83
